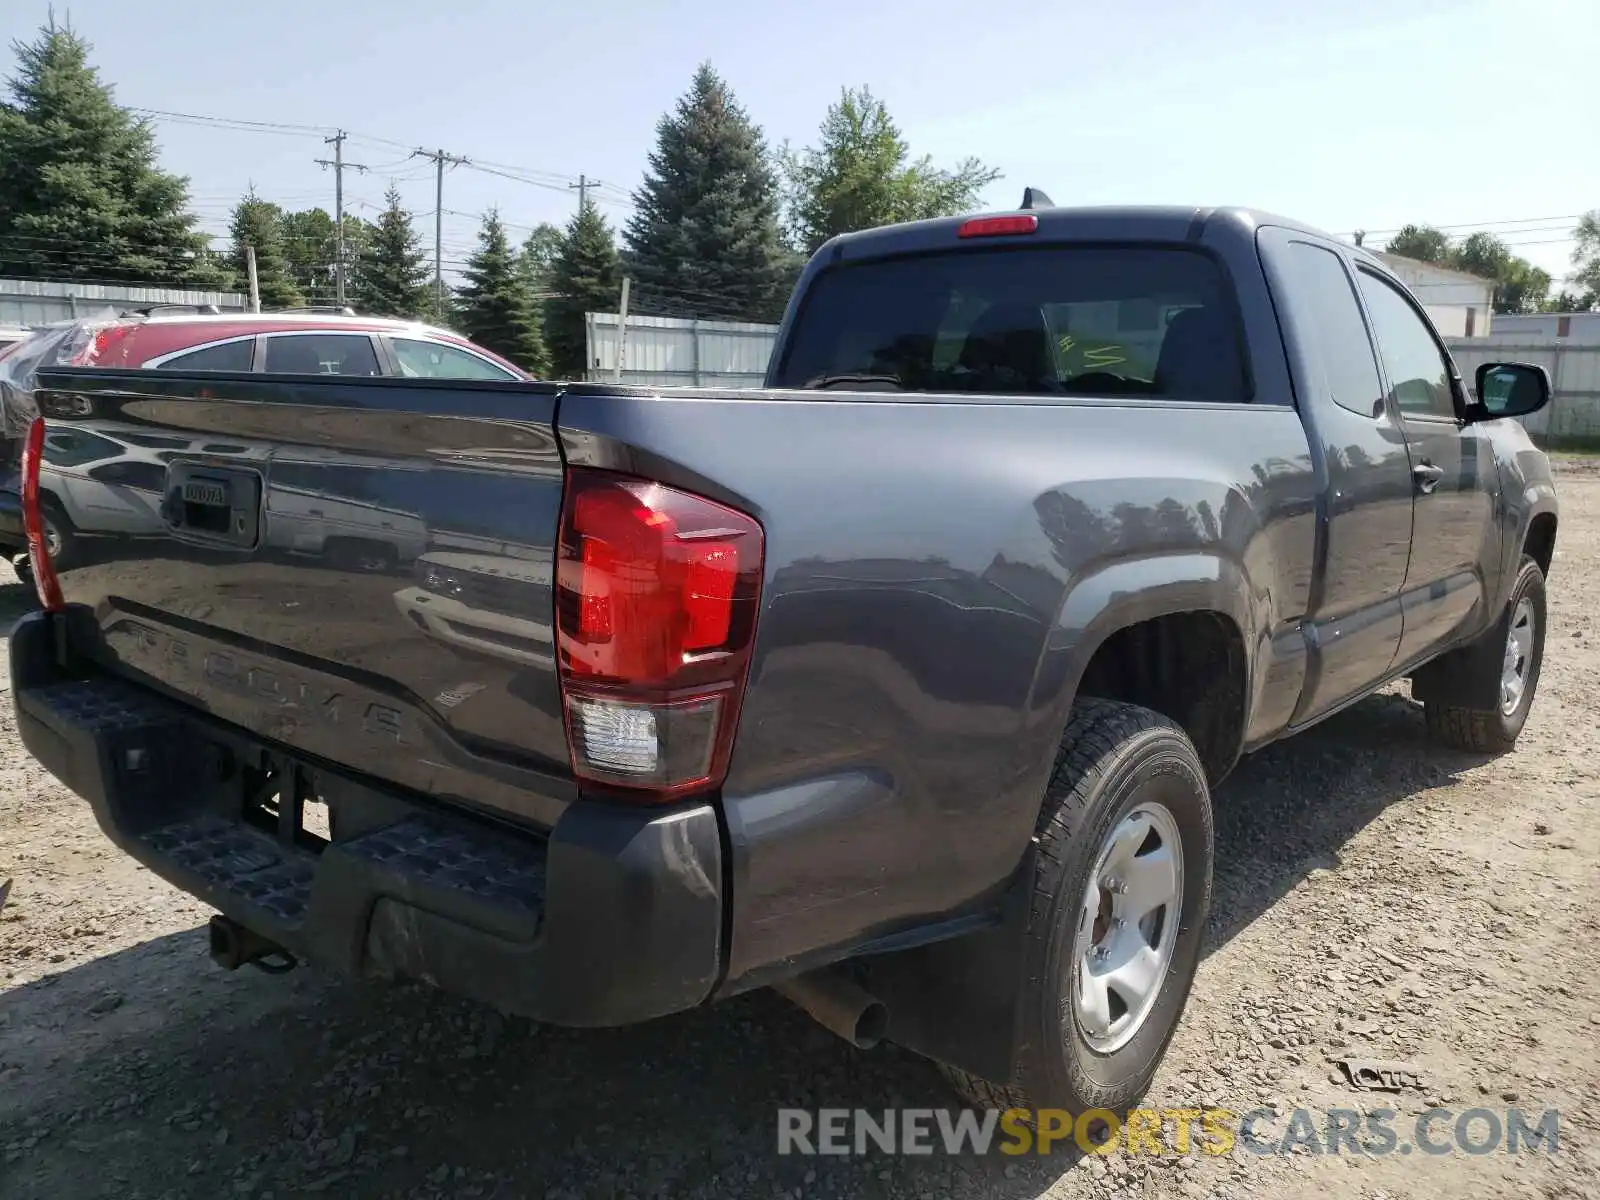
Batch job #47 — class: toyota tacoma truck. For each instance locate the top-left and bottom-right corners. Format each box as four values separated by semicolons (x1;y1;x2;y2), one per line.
4;201;1558;1118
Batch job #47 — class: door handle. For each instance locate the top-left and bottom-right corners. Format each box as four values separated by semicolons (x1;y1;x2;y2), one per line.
1413;462;1445;494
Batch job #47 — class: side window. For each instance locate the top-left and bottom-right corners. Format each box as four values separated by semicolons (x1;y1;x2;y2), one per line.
41;429;123;468
156;339;254;372
1283;243;1384;417
88;461;168;491
118;431;191;449
1357;272;1457;419
392;338;518;380
264;334;381;377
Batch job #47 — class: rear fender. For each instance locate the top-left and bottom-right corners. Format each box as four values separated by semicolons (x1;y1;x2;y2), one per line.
869;552;1257;1085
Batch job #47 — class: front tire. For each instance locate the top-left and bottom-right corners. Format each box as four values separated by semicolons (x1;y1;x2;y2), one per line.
1424;556;1546;753
941;698;1214;1117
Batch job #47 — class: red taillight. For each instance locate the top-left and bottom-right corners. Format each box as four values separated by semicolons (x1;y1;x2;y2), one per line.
957;214;1038;238
556;468;764;799
21;418;64;612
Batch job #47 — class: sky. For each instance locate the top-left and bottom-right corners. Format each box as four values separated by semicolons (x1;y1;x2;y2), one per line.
5;0;1596;293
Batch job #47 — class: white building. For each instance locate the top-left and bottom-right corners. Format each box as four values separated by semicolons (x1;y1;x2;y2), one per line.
1367;252;1494;337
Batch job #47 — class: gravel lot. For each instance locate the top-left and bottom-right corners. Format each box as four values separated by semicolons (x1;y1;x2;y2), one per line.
3;458;1598;1200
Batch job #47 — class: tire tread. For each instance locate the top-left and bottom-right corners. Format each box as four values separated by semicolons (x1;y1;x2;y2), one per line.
940;697;1210;1114
1423;556;1545;754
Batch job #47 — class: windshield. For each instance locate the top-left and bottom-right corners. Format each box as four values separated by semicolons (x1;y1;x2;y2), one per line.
772;245;1248;402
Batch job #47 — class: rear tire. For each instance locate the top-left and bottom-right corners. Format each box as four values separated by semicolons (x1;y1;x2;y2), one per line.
940;698;1213;1119
31;498;77;573
1423;556;1546;753
327;538;397;574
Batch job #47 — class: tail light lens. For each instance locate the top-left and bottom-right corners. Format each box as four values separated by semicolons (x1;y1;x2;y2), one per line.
21;417;64;612
555;468;763;799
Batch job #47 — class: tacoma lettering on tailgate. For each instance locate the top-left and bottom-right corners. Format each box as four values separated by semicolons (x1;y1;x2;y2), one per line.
110;620;410;745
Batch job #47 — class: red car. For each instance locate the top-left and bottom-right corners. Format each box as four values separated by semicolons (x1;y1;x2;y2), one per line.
54;310;530;380
0;310;531;565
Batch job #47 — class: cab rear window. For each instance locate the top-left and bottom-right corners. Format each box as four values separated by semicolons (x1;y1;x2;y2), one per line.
772;246;1248;402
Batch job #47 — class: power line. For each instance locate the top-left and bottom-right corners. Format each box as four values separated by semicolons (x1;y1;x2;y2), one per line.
131;104;622;206
1348;213;1585;239
128;107;335;138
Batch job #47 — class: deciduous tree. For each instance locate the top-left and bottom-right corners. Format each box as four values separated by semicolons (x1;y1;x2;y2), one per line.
783;86;999;254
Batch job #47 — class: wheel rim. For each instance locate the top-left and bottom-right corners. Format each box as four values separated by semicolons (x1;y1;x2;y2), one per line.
1070;802;1184;1055
1500;597;1535;716
43;519;62;560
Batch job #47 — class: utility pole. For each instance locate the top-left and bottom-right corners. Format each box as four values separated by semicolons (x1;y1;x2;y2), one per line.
315;131;369;307
613;276;631;382
244;246;261;313
411;147;469;320
569;174;603;213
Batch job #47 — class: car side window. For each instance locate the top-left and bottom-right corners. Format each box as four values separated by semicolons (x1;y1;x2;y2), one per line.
1356;271;1457;420
1283;243;1384;417
392;338;518;381
87;461;168;491
41;429;123;468
264;334;381;376
156;339;254;372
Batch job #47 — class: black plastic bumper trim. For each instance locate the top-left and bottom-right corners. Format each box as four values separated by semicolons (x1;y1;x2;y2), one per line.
10;610;725;1026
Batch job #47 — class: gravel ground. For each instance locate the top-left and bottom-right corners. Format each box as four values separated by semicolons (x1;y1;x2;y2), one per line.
3;457;1598;1200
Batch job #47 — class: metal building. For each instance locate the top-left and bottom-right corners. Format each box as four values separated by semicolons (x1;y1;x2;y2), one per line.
0;277;248;327
1486;312;1600;344
585;313;777;388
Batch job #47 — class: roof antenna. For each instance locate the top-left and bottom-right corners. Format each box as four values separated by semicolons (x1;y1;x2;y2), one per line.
1020;187;1054;210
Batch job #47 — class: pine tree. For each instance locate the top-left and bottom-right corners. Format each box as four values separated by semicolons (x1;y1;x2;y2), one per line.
228;191;304;309
545;200;619;380
353;186;430;319
356;189;429;319
456;209;547;375
624;63;788;322
0;18;224;286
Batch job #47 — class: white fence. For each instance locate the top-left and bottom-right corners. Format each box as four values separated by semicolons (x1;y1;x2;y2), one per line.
1446;335;1600;444
578;313;1600;443
0;277;248;327
585;312;778;388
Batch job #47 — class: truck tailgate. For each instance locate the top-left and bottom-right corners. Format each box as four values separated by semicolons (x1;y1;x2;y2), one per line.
28;368;574;827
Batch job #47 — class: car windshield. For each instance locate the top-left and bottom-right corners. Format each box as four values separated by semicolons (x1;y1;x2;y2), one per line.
771;245;1247;402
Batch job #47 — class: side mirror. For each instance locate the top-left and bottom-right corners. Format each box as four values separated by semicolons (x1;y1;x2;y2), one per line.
1472;362;1550;421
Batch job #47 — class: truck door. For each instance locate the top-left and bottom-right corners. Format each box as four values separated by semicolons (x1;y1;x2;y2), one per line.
1354;268;1497;666
1259;232;1415;720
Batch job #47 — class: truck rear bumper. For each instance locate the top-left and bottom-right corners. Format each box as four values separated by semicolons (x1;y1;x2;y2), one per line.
9;611;725;1026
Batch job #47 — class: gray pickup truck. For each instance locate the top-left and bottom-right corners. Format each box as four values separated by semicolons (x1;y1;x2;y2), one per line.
6;201;1558;1118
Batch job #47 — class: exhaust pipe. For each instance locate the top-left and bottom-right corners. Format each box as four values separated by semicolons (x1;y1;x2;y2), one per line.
774;968;888;1050
208;915;297;975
